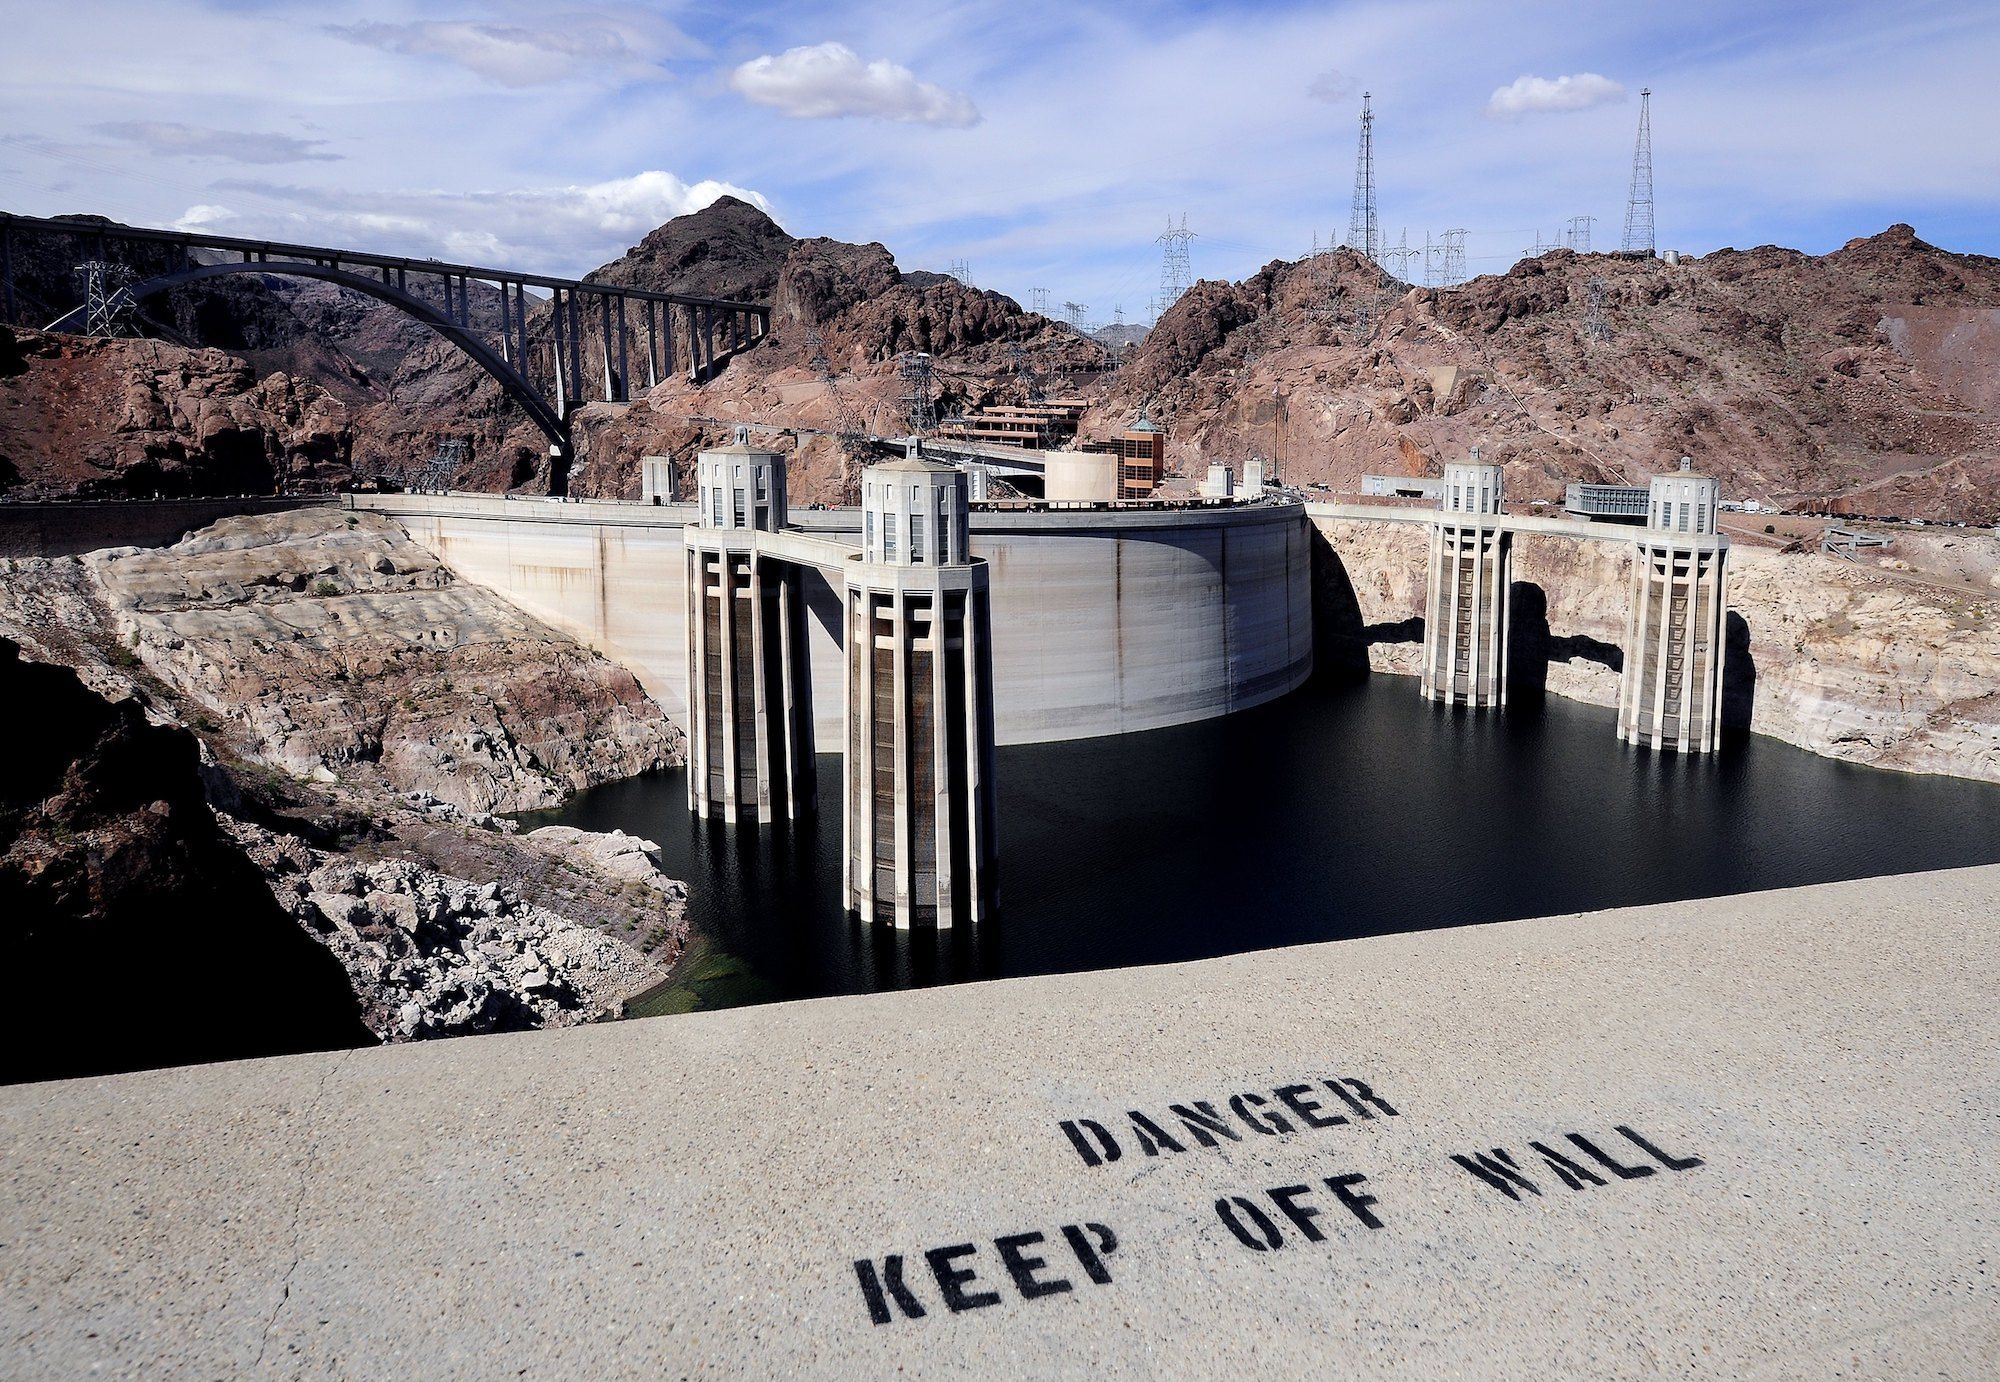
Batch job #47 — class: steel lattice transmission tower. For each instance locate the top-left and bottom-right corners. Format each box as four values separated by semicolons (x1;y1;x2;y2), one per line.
805;325;871;503
1439;229;1468;287
1567;215;1597;254
1622;88;1655;254
1382;228;1420;284
75;261;136;336
899;352;939;436
1347;92;1380;263
1154;214;1196;316
1584;278;1612;341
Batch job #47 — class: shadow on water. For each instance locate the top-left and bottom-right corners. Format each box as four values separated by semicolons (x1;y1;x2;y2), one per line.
1508;580;1624;713
527;674;2000;1015
1723;611;1757;734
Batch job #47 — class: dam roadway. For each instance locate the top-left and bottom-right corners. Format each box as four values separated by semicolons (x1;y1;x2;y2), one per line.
3;865;1997;1376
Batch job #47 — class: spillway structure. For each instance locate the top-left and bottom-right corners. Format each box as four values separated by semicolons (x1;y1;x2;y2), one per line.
1619;459;1729;752
1421;451;1511;707
684;429;812;821
843;457;998;929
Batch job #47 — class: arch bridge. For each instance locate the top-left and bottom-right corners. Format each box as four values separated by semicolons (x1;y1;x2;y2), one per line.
0;212;770;489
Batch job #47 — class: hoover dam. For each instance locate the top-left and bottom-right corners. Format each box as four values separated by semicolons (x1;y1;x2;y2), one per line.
353;489;1314;748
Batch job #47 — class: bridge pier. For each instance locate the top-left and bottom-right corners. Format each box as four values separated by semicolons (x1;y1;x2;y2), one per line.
843;457;997;929
1421;453;1511;707
684;431;812;820
1618;461;1729;752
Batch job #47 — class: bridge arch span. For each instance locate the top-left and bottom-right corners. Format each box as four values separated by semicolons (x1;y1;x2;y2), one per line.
91;260;567;448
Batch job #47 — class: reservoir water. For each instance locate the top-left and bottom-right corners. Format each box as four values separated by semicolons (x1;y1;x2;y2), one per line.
523;673;2000;1014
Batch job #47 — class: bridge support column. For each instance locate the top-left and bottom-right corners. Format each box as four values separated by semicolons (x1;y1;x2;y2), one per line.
684;430;810;820
1419;453;1510;708
1618;461;1730;752
842;458;996;929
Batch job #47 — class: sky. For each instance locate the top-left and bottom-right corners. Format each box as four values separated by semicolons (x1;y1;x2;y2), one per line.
3;0;1998;328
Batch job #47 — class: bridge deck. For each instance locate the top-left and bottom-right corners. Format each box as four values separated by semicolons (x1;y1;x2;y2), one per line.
3;865;1995;1375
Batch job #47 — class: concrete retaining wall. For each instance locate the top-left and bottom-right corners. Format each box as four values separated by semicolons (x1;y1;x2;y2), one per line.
354;494;1313;747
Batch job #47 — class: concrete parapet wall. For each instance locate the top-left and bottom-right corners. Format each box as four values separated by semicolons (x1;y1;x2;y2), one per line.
4;864;1997;1374
352;494;1312;747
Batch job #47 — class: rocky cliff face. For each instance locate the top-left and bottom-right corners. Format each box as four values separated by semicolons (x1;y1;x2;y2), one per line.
0;510;692;1079
0;638;372;1083
1109;227;2000;524
0;327;352;496
82;507;680;812
1312;517;2000;782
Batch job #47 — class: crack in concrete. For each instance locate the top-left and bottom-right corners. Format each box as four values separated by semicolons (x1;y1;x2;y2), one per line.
250;1049;352;1372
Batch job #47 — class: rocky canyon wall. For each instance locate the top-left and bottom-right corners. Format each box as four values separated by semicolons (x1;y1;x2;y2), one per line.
1311;517;2000;784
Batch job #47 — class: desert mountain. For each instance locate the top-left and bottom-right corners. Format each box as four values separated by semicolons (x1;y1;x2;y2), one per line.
4;203;1996;520
1098;225;2000;522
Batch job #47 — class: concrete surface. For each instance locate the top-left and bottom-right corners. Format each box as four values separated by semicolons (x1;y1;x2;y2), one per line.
355;493;1312;748
4;864;1999;1378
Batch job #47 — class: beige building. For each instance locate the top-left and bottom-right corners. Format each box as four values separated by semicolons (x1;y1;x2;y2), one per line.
1045;449;1120;503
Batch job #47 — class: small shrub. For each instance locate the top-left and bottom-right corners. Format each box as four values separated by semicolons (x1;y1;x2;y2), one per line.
192;712;220;733
1764;524;1776;535
309;578;341;597
107;643;141;669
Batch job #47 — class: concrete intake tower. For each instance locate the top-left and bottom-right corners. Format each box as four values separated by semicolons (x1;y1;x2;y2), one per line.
844;458;998;929
684;431;814;821
1618;460;1729;752
1421;452;1510;707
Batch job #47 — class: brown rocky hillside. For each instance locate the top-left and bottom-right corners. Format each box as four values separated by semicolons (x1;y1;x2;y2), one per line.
1097;225;2000;523
7;204;1994;520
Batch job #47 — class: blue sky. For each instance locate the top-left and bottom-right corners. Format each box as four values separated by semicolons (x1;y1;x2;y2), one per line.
3;0;1997;326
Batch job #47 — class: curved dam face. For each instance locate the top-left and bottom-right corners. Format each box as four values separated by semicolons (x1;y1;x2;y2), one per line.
352;494;1312;748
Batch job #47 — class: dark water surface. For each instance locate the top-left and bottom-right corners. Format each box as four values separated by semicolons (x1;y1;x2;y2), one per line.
523;675;2000;1013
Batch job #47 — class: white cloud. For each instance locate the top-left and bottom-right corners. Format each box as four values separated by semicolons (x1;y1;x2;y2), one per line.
172;204;238;233
1486;72;1626;117
96;121;339;164
1307;70;1350;104
729;42;979;127
178;171;771;273
327;13;692;87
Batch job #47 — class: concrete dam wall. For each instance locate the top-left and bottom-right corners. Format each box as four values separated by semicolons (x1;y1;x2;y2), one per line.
352;494;1313;748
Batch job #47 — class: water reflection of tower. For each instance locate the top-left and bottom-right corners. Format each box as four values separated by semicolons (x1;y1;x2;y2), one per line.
845;456;998;928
